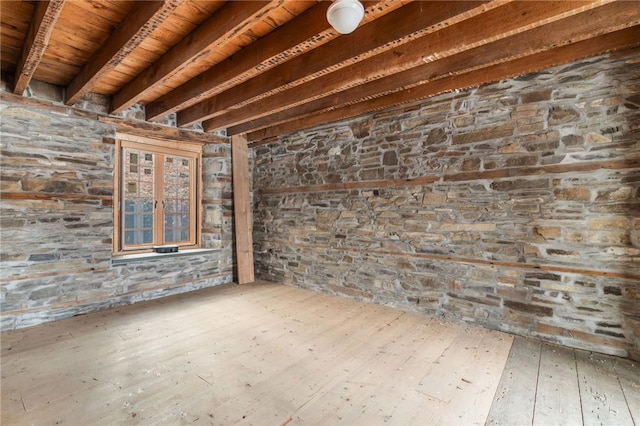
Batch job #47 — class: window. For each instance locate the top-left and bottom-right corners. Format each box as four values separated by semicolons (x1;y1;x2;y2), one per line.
114;135;202;254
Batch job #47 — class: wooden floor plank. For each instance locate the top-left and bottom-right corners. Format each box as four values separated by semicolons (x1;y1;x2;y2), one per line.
433;329;514;426
2;282;636;426
615;357;640;426
294;313;451;425
533;343;583;426
486;336;542;425
576;350;634;425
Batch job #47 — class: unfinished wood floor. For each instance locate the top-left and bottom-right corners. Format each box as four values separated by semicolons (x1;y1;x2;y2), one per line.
1;282;638;426
488;337;639;426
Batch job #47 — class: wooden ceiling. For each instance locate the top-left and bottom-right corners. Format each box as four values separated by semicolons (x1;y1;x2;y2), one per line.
1;0;639;143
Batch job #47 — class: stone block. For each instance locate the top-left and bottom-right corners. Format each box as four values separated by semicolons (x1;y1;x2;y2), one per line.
490;178;549;192
588;217;631;231
533;226;561;240
553;187;591;201
452;122;515;145
520;89;552;104
504;300;553;316
548;107;580;125
422;192;447;205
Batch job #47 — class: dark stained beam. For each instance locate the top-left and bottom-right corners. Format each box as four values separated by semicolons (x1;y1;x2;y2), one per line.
13;0;66;95
246;26;640;142
64;0;184;106
177;0;496;127
109;1;281;114
228;1;640;135
145;1;335;121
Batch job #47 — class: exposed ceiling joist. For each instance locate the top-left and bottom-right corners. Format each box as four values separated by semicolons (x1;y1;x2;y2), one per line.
229;0;640;136
213;0;614;134
178;0;496;128
1;0;639;144
109;0;283;114
145;1;338;121
64;0;184;105
13;0;65;95
246;27;640;143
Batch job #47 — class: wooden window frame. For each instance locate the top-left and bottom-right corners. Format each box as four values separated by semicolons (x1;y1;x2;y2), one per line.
113;133;203;255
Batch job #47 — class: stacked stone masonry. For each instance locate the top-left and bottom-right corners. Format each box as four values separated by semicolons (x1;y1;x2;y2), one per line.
0;94;234;330
252;52;640;359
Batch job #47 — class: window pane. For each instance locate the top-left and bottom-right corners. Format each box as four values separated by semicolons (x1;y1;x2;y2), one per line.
142;230;153;244
142;215;153;227
123;147;154;248
124;214;135;229
163;155;192;245
124;231;135;245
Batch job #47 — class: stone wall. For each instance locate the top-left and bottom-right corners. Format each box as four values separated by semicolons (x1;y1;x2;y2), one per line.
0;95;234;330
252;51;640;359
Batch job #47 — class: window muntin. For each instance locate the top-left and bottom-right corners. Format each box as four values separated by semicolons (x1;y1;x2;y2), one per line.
114;136;202;254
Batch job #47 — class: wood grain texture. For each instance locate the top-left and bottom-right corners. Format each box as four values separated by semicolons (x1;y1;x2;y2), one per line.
13;0;66;94
231;134;255;284
3;283;637;425
576;350;635;425
216;0;604;133
489;338;639;426
247;25;640;141
0;282;512;425
3;0;640;140
64;0;184;105
109;1;279;114
145;0;335;120
182;0;494;128
533;344;583;425
487;337;541;425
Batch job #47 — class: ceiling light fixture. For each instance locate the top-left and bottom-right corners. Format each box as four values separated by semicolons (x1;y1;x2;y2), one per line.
326;0;364;34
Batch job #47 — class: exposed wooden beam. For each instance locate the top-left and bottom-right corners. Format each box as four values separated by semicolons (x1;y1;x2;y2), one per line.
13;0;65;95
145;1;334;121
246;26;640;142
231;134;255;285
109;1;280;114
213;0;614;134
230;1;639;136
64;0;184;106
177;0;496;127
97;116;227;145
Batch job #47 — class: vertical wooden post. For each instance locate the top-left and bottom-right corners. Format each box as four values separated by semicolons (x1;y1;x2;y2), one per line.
231;134;255;284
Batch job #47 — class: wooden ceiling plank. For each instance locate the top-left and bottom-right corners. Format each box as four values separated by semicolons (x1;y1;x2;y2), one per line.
13;0;66;95
145;0;334;121
228;2;640;135
246;26;640;142
177;0;497;127
205;0;612;132
64;0;184;105
109;1;282;114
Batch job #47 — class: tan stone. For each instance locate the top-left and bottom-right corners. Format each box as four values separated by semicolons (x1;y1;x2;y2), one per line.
554;187;591;201
588;217;631;231
586;132;611;144
422;192;447;205
533;226;561;240
438;223;496;232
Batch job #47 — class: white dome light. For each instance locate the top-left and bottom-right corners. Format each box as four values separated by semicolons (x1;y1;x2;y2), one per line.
326;0;364;34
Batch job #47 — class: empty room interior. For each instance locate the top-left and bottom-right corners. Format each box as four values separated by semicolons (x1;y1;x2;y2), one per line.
1;1;639;424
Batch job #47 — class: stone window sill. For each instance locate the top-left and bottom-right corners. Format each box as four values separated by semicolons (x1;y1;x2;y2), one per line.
111;248;219;265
